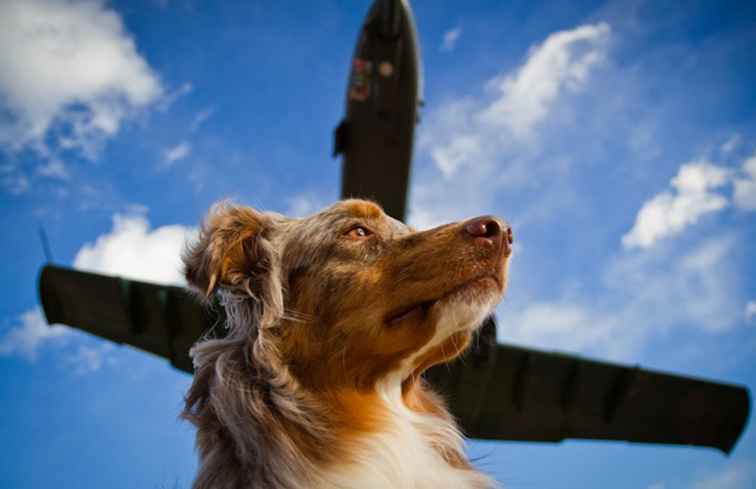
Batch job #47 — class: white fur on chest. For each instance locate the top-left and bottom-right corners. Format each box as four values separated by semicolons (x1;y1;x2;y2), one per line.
318;381;492;489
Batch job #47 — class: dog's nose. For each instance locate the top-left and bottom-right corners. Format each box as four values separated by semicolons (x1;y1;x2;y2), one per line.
463;216;512;250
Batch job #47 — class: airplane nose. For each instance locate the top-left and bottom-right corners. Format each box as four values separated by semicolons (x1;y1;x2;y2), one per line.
463;216;512;251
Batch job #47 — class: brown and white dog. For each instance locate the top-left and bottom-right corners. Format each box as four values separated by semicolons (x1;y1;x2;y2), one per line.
181;199;512;489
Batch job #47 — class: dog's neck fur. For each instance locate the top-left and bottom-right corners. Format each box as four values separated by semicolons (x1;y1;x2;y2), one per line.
183;299;492;489
330;376;493;489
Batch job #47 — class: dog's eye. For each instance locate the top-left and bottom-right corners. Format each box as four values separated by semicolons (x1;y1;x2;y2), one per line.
345;226;372;239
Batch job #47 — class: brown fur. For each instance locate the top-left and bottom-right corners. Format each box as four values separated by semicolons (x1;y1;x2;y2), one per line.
181;199;511;489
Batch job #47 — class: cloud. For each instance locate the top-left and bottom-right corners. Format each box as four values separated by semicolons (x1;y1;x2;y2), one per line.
286;194;326;218
0;308;71;360
502;302;614;354
73;212;196;285
478;22;610;137
0;164;30;195
0;0;163;156
190;107;215;132
691;462;754;489
156;82;192;112
733;153;756;210
0;308;116;374
746;301;756;321
160;141;192;167
440;27;462;52
500;234;743;360
62;343;114;375
409;23;612;231
721;134;741;154
36;159;70;180
622;161;731;249
417;22;610;187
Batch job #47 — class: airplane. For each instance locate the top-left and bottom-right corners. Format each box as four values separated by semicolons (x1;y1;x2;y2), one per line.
38;0;749;456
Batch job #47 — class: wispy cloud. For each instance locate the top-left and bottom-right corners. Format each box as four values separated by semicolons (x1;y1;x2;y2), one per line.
0;164;30;195
411;22;612;229
440;26;462;52
286;194;326;218
62;343;114;375
746;301;756;321
501;233;743;360
478;22;611;138
36;159;70;180
160;141;192;168
623;151;756;249
0;308;70;360
156;82;193;112
622;161;731;249
733;153;756;210
190;107;215;132
0;0;163;157
73;211;196;285
0;307;117;375
691;462;754;489
721;134;742;154
423;22;611;182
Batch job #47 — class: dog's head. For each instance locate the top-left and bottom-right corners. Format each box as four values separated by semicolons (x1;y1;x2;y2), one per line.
184;199;511;391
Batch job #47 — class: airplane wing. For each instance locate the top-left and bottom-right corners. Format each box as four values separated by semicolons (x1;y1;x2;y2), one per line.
38;264;217;374
39;265;750;454
334;0;421;221
425;317;750;454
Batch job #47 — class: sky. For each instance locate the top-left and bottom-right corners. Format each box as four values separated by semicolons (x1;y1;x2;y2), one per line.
1;0;755;488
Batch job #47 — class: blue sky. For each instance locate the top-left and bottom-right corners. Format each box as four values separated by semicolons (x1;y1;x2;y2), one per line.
1;0;755;488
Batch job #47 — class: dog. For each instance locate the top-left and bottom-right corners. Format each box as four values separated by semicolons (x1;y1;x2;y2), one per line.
181;199;512;489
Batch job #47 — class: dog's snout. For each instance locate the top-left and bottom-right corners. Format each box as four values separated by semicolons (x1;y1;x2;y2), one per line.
463;216;512;250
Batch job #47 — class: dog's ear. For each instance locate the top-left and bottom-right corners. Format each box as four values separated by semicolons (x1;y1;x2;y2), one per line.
183;202;271;298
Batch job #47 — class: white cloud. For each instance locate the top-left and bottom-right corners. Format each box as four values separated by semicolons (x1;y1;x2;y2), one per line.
409;23;612;230
417;22;610;187
500;234;742;360
156;82;193;112
622;161;731;249
431;133;482;178
503;302;615;354
721;134;741;154
691;462;754;489
0;164;30;195
0;308;71;360
733;153;756;210
286;194;326;218
0;307;115;374
160;141;192;167
62;343;114;375
440;27;462;52
746;301;756;321
478;23;611;137
0;0;163;156
73;212;196;285
36;159;70;180
190;107;215;132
